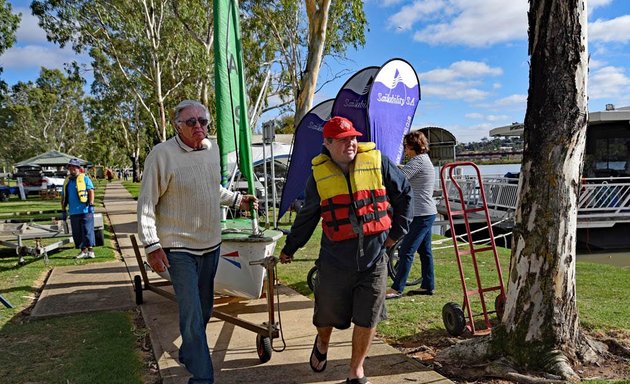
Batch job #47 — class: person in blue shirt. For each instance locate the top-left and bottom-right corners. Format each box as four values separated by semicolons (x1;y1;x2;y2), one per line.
61;158;96;259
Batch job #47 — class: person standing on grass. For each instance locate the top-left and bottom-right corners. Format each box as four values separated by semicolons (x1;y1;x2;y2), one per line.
61;158;96;259
386;131;438;299
279;116;412;384
137;99;257;384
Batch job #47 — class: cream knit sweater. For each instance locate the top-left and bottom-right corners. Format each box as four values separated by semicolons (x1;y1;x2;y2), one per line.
137;136;241;255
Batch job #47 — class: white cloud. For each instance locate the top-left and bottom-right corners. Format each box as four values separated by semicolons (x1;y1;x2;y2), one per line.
589;15;630;43
494;94;527;106
0;44;79;71
13;7;48;44
589;66;630;100
464;112;508;122
410;0;527;47
418;61;503;101
588;59;606;70
422;83;488;101
387;0;450;31
588;0;613;14
420;60;502;82
486;114;509;122
380;0;406;7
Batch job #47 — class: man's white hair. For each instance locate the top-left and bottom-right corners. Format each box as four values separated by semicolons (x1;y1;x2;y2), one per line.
174;100;209;122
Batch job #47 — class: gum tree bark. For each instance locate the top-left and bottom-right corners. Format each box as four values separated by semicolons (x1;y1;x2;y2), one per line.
437;1;603;380
499;0;589;375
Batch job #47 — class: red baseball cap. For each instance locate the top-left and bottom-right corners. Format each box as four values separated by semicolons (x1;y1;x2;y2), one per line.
323;116;363;139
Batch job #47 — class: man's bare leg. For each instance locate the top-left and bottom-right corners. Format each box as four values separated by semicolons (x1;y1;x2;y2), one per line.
348;325;376;379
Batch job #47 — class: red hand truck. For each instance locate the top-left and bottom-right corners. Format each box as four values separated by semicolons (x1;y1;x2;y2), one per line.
439;161;507;336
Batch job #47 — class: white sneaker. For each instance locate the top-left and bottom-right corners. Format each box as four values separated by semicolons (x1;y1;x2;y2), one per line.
87;251;95;259
76;252;89;259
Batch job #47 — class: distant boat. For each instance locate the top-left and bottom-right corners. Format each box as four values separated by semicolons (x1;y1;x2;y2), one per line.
439;105;630;251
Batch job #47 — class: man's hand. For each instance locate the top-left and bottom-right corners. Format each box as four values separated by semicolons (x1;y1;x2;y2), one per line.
87;204;95;214
279;251;293;264
384;237;396;249
147;248;170;273
61;210;67;221
239;194;258;211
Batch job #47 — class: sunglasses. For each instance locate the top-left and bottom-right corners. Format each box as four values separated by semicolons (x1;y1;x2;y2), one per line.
178;117;209;127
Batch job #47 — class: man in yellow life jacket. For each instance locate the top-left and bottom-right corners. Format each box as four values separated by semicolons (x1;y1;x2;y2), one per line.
279;116;412;384
61;158;96;259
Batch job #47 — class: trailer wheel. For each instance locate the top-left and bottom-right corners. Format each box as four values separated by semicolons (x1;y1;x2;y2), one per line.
442;302;466;336
387;236;422;286
495;293;506;321
256;334;272;363
307;266;318;292
134;275;143;305
95;229;105;246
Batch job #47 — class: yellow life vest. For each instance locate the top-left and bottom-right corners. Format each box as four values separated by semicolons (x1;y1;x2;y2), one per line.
63;173;88;204
312;142;392;242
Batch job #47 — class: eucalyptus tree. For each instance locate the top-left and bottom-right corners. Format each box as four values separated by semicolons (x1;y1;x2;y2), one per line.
1;68;87;162
242;0;367;128
437;1;607;381
0;0;19;91
88;48;150;181
0;0;20;169
32;0;204;143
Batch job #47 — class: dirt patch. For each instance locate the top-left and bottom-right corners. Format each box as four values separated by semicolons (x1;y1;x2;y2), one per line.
388;329;630;383
132;307;162;384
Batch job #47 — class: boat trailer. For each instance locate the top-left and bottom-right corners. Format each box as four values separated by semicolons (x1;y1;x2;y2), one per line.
130;233;286;363
0;221;73;265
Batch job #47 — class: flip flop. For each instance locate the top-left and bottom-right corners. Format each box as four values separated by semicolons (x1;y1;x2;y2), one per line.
385;288;402;300
309;335;327;372
346;377;371;384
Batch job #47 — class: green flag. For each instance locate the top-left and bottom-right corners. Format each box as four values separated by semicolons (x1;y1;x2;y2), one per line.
214;0;255;193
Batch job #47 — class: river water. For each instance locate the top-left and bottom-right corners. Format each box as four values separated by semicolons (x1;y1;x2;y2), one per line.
434;162;630;268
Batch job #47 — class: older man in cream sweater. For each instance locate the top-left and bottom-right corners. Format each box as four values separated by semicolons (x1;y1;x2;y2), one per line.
138;100;257;384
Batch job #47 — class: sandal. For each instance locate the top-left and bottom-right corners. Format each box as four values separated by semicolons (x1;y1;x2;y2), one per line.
346;377;371;384
309;335;327;372
385;288;402;300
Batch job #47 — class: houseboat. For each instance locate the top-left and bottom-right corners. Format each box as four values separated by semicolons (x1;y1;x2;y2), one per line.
439;105;630;251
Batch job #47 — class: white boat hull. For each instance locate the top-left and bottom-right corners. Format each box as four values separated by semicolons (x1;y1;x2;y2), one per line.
216;220;282;299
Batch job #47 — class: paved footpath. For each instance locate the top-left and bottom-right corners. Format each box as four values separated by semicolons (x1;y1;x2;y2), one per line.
32;181;452;384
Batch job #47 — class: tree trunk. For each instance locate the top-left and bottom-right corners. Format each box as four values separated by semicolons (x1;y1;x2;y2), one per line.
294;0;331;125
495;0;588;375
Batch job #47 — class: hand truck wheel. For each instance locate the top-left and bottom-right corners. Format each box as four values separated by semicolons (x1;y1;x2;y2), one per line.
495;293;506;321
442;302;466;336
256;334;272;363
307;265;318;292
134;275;143;305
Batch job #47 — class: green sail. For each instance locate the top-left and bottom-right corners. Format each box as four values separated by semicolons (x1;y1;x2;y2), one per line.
213;0;255;194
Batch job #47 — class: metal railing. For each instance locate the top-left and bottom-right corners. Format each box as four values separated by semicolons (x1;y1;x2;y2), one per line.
438;175;630;226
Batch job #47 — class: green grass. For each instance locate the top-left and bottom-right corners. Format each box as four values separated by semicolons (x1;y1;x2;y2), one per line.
119;182;630;339
1;178;115;327
271;224;630;343
122;181;140;200
0;180;147;384
0;311;147;384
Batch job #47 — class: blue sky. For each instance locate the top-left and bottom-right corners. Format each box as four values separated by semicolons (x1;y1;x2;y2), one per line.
2;0;629;143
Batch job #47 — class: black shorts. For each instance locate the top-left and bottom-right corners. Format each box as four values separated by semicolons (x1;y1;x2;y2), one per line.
312;254;388;329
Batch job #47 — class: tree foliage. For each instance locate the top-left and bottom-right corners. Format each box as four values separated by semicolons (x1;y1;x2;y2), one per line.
31;0;203;143
7;0;366;169
242;0;366;129
0;0;20;98
1;68;87;164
